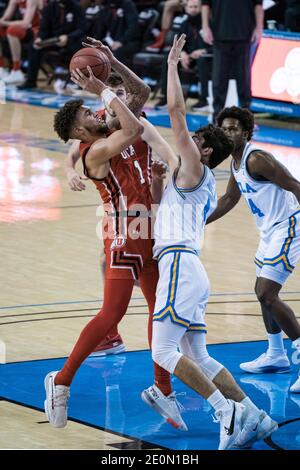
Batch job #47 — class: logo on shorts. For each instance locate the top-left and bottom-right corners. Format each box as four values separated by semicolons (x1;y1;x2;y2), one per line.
111;235;126;250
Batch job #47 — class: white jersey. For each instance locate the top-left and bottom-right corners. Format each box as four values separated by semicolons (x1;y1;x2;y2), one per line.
153;165;217;257
232;142;299;234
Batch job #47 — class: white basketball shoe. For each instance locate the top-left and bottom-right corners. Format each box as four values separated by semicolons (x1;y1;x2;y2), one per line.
234;408;278;448
44;371;70;428
290;372;300;393
215;400;245;450
240;352;290;374
141;384;188;431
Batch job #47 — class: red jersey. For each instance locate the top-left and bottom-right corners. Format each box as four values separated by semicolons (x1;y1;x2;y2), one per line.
79;110;156;280
80;110;153;223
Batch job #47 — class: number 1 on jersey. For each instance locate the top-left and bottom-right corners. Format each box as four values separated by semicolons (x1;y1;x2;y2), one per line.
134;160;145;184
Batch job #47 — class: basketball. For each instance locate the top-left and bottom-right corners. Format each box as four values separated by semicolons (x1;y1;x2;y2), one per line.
69;47;111;82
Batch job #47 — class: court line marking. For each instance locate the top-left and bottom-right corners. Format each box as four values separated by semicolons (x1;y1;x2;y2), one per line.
1;291;300;310
0;396;167;450
1;311;299;326
1;300;300;322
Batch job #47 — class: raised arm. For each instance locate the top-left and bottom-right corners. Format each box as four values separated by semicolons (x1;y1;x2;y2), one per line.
89;107;143;181
206;171;241;224
82;37;151;121
167;34;204;188
140;117;178;173
248;150;300;203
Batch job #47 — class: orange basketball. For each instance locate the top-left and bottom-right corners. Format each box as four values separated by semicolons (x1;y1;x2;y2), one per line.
69;47;111;83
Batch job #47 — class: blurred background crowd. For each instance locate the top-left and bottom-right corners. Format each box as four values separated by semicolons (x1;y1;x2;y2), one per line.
0;0;299;119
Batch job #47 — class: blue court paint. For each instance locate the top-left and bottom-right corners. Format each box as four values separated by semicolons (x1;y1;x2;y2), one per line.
0;340;299;450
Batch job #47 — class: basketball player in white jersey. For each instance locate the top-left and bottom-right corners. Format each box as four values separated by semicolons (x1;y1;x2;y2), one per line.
208;106;300;394
142;34;277;450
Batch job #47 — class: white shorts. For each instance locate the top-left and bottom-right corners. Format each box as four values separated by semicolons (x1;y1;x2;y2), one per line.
153;246;209;332
255;209;300;285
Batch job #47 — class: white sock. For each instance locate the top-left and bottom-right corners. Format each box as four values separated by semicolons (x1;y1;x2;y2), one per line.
293;337;300;352
267;332;285;357
241;396;260;414
208;389;231;414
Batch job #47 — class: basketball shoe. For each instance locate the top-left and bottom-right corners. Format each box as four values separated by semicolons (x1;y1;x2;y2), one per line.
90;334;125;357
44;371;70;428
290;372;300;393
234;407;278;449
240;351;290;374
214;400;245;450
141;384;188;431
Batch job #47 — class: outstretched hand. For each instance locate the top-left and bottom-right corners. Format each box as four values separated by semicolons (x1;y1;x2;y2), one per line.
167;34;186;66
70;66;106;95
151;159;168;180
82;36;115;64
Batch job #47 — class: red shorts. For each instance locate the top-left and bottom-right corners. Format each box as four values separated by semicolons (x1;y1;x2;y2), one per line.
103;217;156;280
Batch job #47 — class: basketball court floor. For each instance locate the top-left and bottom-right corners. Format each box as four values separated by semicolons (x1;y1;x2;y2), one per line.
0;90;300;450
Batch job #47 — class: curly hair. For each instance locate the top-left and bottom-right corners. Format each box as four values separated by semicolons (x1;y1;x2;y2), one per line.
53;99;83;143
193;124;233;169
216;106;254;141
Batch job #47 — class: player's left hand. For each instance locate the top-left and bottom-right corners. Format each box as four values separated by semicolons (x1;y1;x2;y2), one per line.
82;37;115;63
66;168;88;191
152;160;168;179
71;66;106;95
168;34;186;67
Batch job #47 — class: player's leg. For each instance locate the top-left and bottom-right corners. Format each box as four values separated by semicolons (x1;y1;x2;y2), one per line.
139;260;172;397
180;331;278;448
253;215;300;391
151;251;246;449
4;25;26;84
90;254;125;357
153;316;245;449
44;277;134;427
240;235;290;374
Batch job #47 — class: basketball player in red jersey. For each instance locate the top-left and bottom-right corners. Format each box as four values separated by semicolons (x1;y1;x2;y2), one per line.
65;72;171;358
0;0;43;83
46;52;186;430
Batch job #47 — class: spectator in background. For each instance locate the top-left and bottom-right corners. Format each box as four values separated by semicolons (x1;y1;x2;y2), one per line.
0;0;43;84
146;0;186;52
285;0;300;32
93;0;141;66
19;0;86;89
202;0;264;122
155;0;212;112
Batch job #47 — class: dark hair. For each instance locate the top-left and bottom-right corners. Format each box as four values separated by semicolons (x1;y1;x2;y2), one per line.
193;124;233;169
53;99;83;143
106;73;124;88
216;106;254;141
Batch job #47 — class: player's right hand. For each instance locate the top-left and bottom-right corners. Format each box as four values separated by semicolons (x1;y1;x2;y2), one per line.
71;66;106;95
82;37;115;63
66;169;87;191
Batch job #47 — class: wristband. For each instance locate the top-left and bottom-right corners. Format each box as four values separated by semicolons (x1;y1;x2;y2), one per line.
101;88;117;107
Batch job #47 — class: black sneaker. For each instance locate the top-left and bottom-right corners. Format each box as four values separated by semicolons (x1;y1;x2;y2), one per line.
191;99;209;112
18;80;37;90
154;97;167;110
